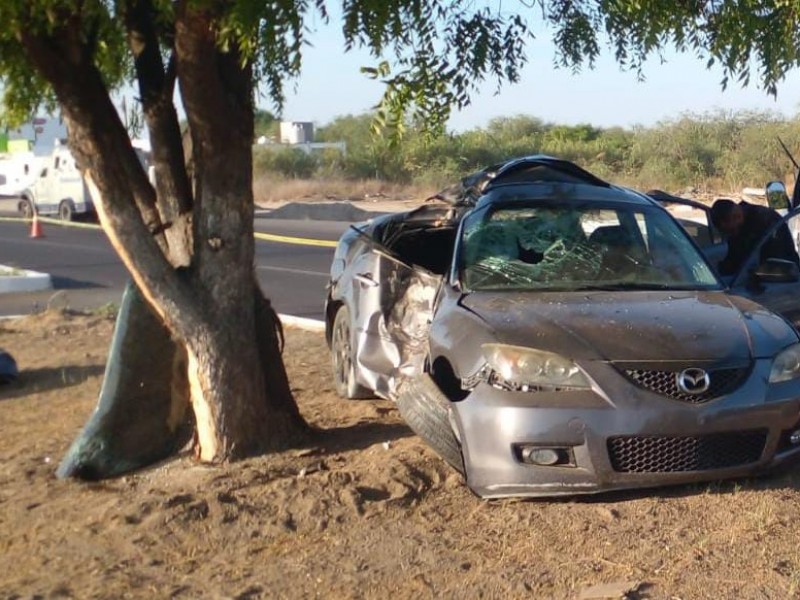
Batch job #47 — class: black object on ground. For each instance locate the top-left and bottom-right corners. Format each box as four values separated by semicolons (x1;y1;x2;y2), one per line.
0;349;18;385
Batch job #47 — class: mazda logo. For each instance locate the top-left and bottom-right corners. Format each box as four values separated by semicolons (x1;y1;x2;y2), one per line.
676;368;711;394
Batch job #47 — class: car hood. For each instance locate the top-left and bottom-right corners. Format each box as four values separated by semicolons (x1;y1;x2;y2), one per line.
459;290;798;363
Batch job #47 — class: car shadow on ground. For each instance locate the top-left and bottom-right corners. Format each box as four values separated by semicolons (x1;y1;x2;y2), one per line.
315;421;415;454
0;364;105;401
73;213;99;224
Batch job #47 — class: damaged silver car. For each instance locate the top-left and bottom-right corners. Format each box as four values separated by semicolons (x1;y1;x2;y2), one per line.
325;156;800;498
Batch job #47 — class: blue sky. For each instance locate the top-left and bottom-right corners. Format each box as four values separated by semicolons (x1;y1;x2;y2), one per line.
276;13;800;131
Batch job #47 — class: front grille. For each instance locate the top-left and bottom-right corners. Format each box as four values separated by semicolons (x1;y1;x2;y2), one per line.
624;367;749;403
608;430;767;473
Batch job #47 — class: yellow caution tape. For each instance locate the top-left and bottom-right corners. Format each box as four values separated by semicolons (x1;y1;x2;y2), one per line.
0;215;338;247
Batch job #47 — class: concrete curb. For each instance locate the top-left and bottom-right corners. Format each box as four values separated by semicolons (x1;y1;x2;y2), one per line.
0;311;327;333
278;314;326;333
0;265;52;294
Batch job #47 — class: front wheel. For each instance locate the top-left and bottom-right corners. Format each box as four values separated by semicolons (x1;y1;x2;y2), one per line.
58;200;74;222
330;306;373;399
395;374;464;474
18;198;34;220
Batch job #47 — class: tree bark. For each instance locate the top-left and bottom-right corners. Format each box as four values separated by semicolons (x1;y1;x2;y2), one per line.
255;292;307;445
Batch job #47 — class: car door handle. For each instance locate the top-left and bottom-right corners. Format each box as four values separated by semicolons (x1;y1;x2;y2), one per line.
354;272;379;287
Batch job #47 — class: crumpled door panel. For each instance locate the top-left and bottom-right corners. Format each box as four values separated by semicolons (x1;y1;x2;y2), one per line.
352;249;441;399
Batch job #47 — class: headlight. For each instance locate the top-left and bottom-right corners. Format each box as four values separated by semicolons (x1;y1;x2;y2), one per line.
482;343;590;390
770;343;800;383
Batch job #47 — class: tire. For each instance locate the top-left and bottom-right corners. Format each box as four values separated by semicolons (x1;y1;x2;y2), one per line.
330;306;373;399
58;200;74;222
18;198;34;220
395;374;464;474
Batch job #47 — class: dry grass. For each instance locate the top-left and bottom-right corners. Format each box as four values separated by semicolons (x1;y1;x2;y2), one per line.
252;174;764;211
253;175;436;205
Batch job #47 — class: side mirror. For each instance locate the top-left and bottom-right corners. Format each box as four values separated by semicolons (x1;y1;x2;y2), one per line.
753;258;800;283
39;168;47;177
766;181;790;211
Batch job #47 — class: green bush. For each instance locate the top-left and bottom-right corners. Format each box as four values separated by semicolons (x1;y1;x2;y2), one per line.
252;109;800;192
253;147;318;179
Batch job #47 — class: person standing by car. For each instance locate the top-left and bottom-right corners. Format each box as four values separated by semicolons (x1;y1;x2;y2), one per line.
710;198;800;276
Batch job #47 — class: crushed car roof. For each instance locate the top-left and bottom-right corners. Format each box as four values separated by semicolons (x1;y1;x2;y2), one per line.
483;155;610;190
476;180;656;209
429;155;651;207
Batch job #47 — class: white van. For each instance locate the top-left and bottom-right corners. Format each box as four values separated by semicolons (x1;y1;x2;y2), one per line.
0;152;39;199
18;143;94;221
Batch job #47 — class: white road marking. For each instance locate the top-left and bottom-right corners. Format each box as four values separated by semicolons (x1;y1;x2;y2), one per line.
0;313;327;332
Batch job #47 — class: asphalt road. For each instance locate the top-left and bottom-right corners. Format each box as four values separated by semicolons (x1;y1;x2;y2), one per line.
0;214;351;320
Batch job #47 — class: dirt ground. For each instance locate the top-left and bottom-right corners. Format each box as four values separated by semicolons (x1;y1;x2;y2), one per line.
3;312;800;599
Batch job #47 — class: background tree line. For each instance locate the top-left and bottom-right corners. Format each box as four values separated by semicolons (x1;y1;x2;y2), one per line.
254;109;800;192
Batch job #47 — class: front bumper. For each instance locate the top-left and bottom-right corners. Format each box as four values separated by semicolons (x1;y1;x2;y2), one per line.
451;359;800;498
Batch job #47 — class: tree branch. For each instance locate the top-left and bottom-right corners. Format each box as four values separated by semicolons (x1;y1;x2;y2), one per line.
18;29;165;234
174;6;253;151
123;0;193;218
17;26;201;336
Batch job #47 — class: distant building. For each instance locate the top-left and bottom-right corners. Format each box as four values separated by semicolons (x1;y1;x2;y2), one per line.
280;121;314;144
268;120;345;156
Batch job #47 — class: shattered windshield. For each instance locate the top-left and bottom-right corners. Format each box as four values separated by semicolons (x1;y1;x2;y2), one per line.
458;203;721;291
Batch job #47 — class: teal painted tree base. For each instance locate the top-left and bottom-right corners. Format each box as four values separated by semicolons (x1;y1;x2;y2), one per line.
57;281;193;480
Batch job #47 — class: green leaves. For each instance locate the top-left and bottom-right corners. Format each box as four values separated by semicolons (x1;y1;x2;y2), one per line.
343;1;531;140
582;0;800;98
4;0;800;139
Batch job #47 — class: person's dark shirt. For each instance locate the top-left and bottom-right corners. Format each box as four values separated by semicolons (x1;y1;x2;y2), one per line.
718;201;800;276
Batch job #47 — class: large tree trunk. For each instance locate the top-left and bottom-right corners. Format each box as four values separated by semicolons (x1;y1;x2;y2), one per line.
186;316;271;461
19;2;308;470
185;288;306;461
173;5;307;459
